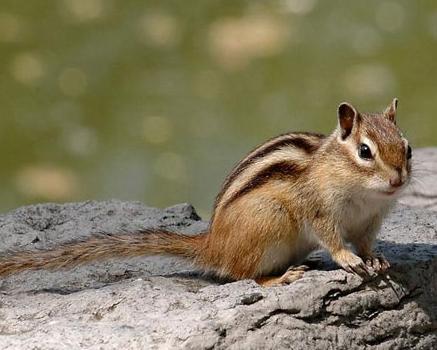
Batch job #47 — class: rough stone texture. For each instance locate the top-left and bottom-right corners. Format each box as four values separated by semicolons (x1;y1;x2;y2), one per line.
0;149;436;350
400;147;437;212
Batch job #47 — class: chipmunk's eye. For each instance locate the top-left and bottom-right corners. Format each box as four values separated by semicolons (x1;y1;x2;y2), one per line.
407;145;412;160
358;143;373;160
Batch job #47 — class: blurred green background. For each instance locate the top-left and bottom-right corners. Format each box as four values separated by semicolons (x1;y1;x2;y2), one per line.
0;0;436;218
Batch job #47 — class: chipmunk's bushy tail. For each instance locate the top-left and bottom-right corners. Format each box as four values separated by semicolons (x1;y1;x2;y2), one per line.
0;229;207;277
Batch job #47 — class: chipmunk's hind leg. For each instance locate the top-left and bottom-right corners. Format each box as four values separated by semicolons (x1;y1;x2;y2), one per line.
255;265;308;287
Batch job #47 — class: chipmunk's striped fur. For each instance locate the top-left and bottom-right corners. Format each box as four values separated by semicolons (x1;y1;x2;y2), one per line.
0;99;412;286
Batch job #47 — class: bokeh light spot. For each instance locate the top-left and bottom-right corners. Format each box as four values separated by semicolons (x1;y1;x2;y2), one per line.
153;152;188;183
280;0;317;15
209;15;289;70
64;127;98;157
428;12;437;40
15;165;79;200
376;1;405;32
343;64;395;99
143;116;173;144
351;26;382;56
11;53;45;85
63;0;105;21
137;12;179;47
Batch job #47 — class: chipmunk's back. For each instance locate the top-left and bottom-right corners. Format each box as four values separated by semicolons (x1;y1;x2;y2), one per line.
213;131;326;213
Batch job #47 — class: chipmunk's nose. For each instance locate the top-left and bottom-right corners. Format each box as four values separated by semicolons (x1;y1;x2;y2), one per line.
389;172;403;188
389;177;403;188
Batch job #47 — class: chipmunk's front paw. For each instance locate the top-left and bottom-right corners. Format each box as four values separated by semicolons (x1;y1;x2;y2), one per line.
333;250;370;277
363;254;390;273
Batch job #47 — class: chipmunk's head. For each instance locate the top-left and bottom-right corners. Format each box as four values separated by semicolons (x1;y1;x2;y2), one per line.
336;98;412;198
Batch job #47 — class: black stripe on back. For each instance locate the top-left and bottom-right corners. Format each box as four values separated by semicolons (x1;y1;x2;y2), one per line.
222;160;305;208
213;133;324;210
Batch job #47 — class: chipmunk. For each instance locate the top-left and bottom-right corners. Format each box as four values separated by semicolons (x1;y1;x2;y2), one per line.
0;99;411;286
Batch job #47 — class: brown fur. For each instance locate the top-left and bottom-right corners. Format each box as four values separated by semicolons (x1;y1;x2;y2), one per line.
213;132;324;211
363;115;405;168
0;99;411;286
0;230;207;277
223;160;306;208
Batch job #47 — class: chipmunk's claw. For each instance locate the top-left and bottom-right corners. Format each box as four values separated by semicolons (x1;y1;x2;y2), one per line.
334;250;371;278
364;254;390;273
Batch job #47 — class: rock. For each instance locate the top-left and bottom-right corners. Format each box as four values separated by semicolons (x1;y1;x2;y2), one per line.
0;150;436;349
400;147;437;212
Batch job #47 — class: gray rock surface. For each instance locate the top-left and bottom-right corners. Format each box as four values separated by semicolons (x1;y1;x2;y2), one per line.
400;147;437;211
0;149;436;350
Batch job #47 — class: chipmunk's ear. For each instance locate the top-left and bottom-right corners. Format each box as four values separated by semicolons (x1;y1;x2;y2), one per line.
384;98;398;124
338;102;359;140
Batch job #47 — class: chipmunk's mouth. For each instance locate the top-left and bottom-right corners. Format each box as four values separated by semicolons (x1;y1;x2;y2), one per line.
381;190;396;195
379;188;399;196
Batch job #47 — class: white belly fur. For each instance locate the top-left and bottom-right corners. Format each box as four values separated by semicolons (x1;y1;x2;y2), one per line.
340;195;392;242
